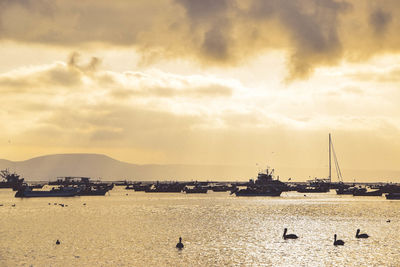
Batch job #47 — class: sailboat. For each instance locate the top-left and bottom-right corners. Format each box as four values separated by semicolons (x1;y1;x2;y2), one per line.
297;133;344;193
322;134;354;195
318;134;358;195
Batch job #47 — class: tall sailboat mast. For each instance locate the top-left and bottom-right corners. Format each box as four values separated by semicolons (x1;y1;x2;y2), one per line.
329;133;331;183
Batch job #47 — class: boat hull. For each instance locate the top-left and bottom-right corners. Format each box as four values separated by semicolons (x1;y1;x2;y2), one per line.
15;187;80;198
235;188;282;197
385;193;400;199
145;190;182;193
15;190;79;198
78;190;108;196
297;188;329;193
353;190;382;196
184;189;208;194
336;188;356;195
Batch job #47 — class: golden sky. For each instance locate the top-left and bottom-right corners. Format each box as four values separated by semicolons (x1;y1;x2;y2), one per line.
0;0;399;180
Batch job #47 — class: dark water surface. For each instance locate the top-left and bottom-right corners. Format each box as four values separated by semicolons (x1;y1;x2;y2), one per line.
1;187;399;266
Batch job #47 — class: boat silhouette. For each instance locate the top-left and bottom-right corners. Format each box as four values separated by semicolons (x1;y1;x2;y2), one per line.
385;192;400;199
234;168;284;197
352;187;382;196
0;169;24;191
183;185;208;194
15;186;80;198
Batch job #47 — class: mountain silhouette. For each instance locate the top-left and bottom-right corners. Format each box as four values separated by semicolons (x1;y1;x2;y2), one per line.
0;153;254;181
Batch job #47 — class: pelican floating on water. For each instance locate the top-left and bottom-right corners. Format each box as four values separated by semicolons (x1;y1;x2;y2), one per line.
356;229;369;238
333;234;344;246
283;228;298;239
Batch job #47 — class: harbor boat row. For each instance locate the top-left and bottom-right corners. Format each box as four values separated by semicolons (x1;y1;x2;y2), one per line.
14;176;114;198
2;134;399;199
2;169;400;199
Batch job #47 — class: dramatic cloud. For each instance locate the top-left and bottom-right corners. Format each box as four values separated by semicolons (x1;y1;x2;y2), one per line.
1;1;400;79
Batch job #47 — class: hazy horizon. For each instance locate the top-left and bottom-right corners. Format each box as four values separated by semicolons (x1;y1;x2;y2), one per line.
0;153;399;182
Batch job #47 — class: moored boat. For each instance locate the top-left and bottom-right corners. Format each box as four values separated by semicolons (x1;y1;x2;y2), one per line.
15;186;80;198
336;187;356;195
0;169;24;191
353;188;382;196
233;167;285;197
296;183;330;193
378;184;400;193
335;181;356;195
145;182;186;193
78;185;110;196
211;185;232;192
125;183;151;191
298;134;343;193
183;186;208;194
49;176;113;190
385;193;400;199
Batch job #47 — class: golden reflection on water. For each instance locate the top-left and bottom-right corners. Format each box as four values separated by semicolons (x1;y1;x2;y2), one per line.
0;187;399;266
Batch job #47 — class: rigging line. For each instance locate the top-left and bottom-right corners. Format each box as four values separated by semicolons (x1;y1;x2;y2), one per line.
331;142;343;182
332;145;339;178
333;148;341;181
330;138;339;181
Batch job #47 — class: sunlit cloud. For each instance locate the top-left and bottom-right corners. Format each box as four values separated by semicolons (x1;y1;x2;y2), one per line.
1;1;400;79
1;54;399;164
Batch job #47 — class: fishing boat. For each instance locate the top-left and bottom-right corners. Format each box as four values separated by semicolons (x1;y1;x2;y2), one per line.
377;184;400;193
233;167;285;197
78;185;110;196
125;183;151;191
252;168;289;190
211;185;232;192
145;182;186;193
0;169;24;191
352;187;382;196
49;176;113;190
296;180;330;193
15;186;80;198
336;186;357;195
385;193;400;199
183;186;208;194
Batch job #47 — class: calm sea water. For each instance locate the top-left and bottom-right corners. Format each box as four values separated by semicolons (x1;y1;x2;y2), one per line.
1;187;399;267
